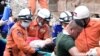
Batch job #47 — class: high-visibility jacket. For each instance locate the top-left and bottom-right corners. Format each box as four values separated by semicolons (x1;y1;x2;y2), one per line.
28;0;48;15
3;22;35;56
75;18;100;52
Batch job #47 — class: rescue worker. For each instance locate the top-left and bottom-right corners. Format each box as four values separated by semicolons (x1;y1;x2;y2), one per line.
0;10;14;56
52;11;73;43
28;0;48;15
3;8;36;56
74;6;100;52
28;8;52;49
0;2;11;37
56;20;86;56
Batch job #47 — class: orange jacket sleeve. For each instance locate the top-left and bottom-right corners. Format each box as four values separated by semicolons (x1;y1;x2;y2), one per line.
28;0;36;15
28;0;48;15
12;29;35;54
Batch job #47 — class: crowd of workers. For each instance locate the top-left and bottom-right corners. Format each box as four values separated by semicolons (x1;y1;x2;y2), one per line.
0;0;100;56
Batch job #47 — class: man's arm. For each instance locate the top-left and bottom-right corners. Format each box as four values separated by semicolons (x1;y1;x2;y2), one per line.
69;47;86;56
64;38;86;56
28;0;36;15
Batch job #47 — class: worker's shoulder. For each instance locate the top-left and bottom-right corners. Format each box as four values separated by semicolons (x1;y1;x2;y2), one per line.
90;18;100;25
11;23;22;32
7;23;22;35
58;32;72;41
91;18;100;22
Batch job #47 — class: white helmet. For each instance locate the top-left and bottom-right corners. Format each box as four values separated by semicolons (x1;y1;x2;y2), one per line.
73;6;90;19
18;8;32;20
37;8;51;21
18;8;31;16
59;11;73;23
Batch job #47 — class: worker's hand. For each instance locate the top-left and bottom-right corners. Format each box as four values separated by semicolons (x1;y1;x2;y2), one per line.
3;20;8;24
7;20;12;25
0;20;8;26
86;48;97;56
29;40;46;49
44;38;52;44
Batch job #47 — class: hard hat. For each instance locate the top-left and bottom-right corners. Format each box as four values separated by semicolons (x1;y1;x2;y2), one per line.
18;8;32;20
37;8;51;21
59;11;73;23
73;6;90;19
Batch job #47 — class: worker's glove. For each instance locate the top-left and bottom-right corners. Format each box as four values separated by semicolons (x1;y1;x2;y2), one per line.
6;20;13;25
29;40;46;49
3;20;8;24
86;48;97;56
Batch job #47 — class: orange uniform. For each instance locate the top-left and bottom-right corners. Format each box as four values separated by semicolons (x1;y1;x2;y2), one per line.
3;22;35;56
28;0;48;15
27;19;51;43
75;18;100;52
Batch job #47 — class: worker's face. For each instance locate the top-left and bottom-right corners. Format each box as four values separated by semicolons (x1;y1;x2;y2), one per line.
75;19;89;28
37;16;44;26
61;22;69;28
78;18;90;28
21;20;31;28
